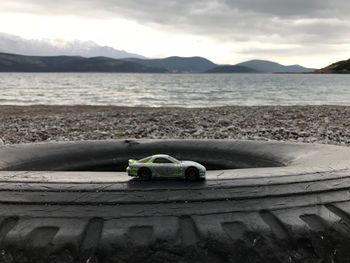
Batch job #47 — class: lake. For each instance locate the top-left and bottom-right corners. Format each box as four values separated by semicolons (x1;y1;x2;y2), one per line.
1;73;350;107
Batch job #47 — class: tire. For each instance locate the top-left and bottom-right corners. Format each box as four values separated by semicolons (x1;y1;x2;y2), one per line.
0;140;350;262
137;167;152;180
185;167;199;181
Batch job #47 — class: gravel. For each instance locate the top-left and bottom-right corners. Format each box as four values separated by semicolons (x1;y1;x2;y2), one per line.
0;105;349;145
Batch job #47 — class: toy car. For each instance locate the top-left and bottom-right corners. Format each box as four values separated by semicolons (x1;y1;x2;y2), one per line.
126;154;206;181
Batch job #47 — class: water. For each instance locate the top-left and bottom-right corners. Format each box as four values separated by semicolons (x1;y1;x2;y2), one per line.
0;73;350;107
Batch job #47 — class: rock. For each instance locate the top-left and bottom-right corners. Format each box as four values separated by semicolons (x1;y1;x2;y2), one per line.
0;105;348;146
217;119;231;125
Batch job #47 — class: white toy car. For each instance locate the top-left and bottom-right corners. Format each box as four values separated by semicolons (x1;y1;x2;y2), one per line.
126;154;206;181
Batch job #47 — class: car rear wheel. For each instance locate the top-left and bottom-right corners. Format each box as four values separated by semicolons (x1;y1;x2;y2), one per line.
186;167;200;181
137;167;152;180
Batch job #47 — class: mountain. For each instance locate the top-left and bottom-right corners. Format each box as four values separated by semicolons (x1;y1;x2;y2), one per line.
316;59;350;73
0;48;316;74
124;56;217;73
206;65;258;73
0;52;217;73
0;33;145;59
234;59;314;73
0;52;166;73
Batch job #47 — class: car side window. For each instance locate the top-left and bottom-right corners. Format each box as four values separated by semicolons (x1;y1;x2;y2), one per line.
153;158;173;164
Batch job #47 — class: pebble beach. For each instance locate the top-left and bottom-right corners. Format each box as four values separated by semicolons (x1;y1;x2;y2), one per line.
0;105;349;145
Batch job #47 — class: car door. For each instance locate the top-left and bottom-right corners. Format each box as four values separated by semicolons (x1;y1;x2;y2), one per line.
152;157;180;177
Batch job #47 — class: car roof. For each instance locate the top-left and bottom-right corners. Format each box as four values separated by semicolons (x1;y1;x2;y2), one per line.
151;154;171;159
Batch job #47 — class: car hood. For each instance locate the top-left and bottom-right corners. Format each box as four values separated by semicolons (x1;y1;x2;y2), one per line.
181;161;206;170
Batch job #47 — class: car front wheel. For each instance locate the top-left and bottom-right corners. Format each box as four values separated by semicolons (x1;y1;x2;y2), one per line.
138;167;152;180
185;167;199;181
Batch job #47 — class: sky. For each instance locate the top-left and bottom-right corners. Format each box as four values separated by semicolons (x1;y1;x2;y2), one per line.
0;0;350;68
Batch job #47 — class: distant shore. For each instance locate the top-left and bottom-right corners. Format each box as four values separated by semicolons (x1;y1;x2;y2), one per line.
0;105;349;145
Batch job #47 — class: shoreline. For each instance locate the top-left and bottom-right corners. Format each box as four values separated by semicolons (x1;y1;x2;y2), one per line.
0;105;349;145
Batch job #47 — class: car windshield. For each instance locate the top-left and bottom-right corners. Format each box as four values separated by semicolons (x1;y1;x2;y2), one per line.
138;156;152;163
167;156;180;164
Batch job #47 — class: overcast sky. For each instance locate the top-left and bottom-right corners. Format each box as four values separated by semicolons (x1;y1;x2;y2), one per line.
1;0;350;68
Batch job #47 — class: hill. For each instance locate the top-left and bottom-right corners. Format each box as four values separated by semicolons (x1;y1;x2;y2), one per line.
0;52;316;74
317;59;350;73
124;56;217;73
0;53;166;73
206;65;258;73
235;59;314;73
0;32;145;59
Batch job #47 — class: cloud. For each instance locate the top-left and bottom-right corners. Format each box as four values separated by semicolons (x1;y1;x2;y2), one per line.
2;0;349;42
2;1;349;20
1;0;350;67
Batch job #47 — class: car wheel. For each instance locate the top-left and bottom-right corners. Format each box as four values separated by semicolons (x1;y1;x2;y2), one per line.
138;167;152;180
2;140;350;262
186;167;199;181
